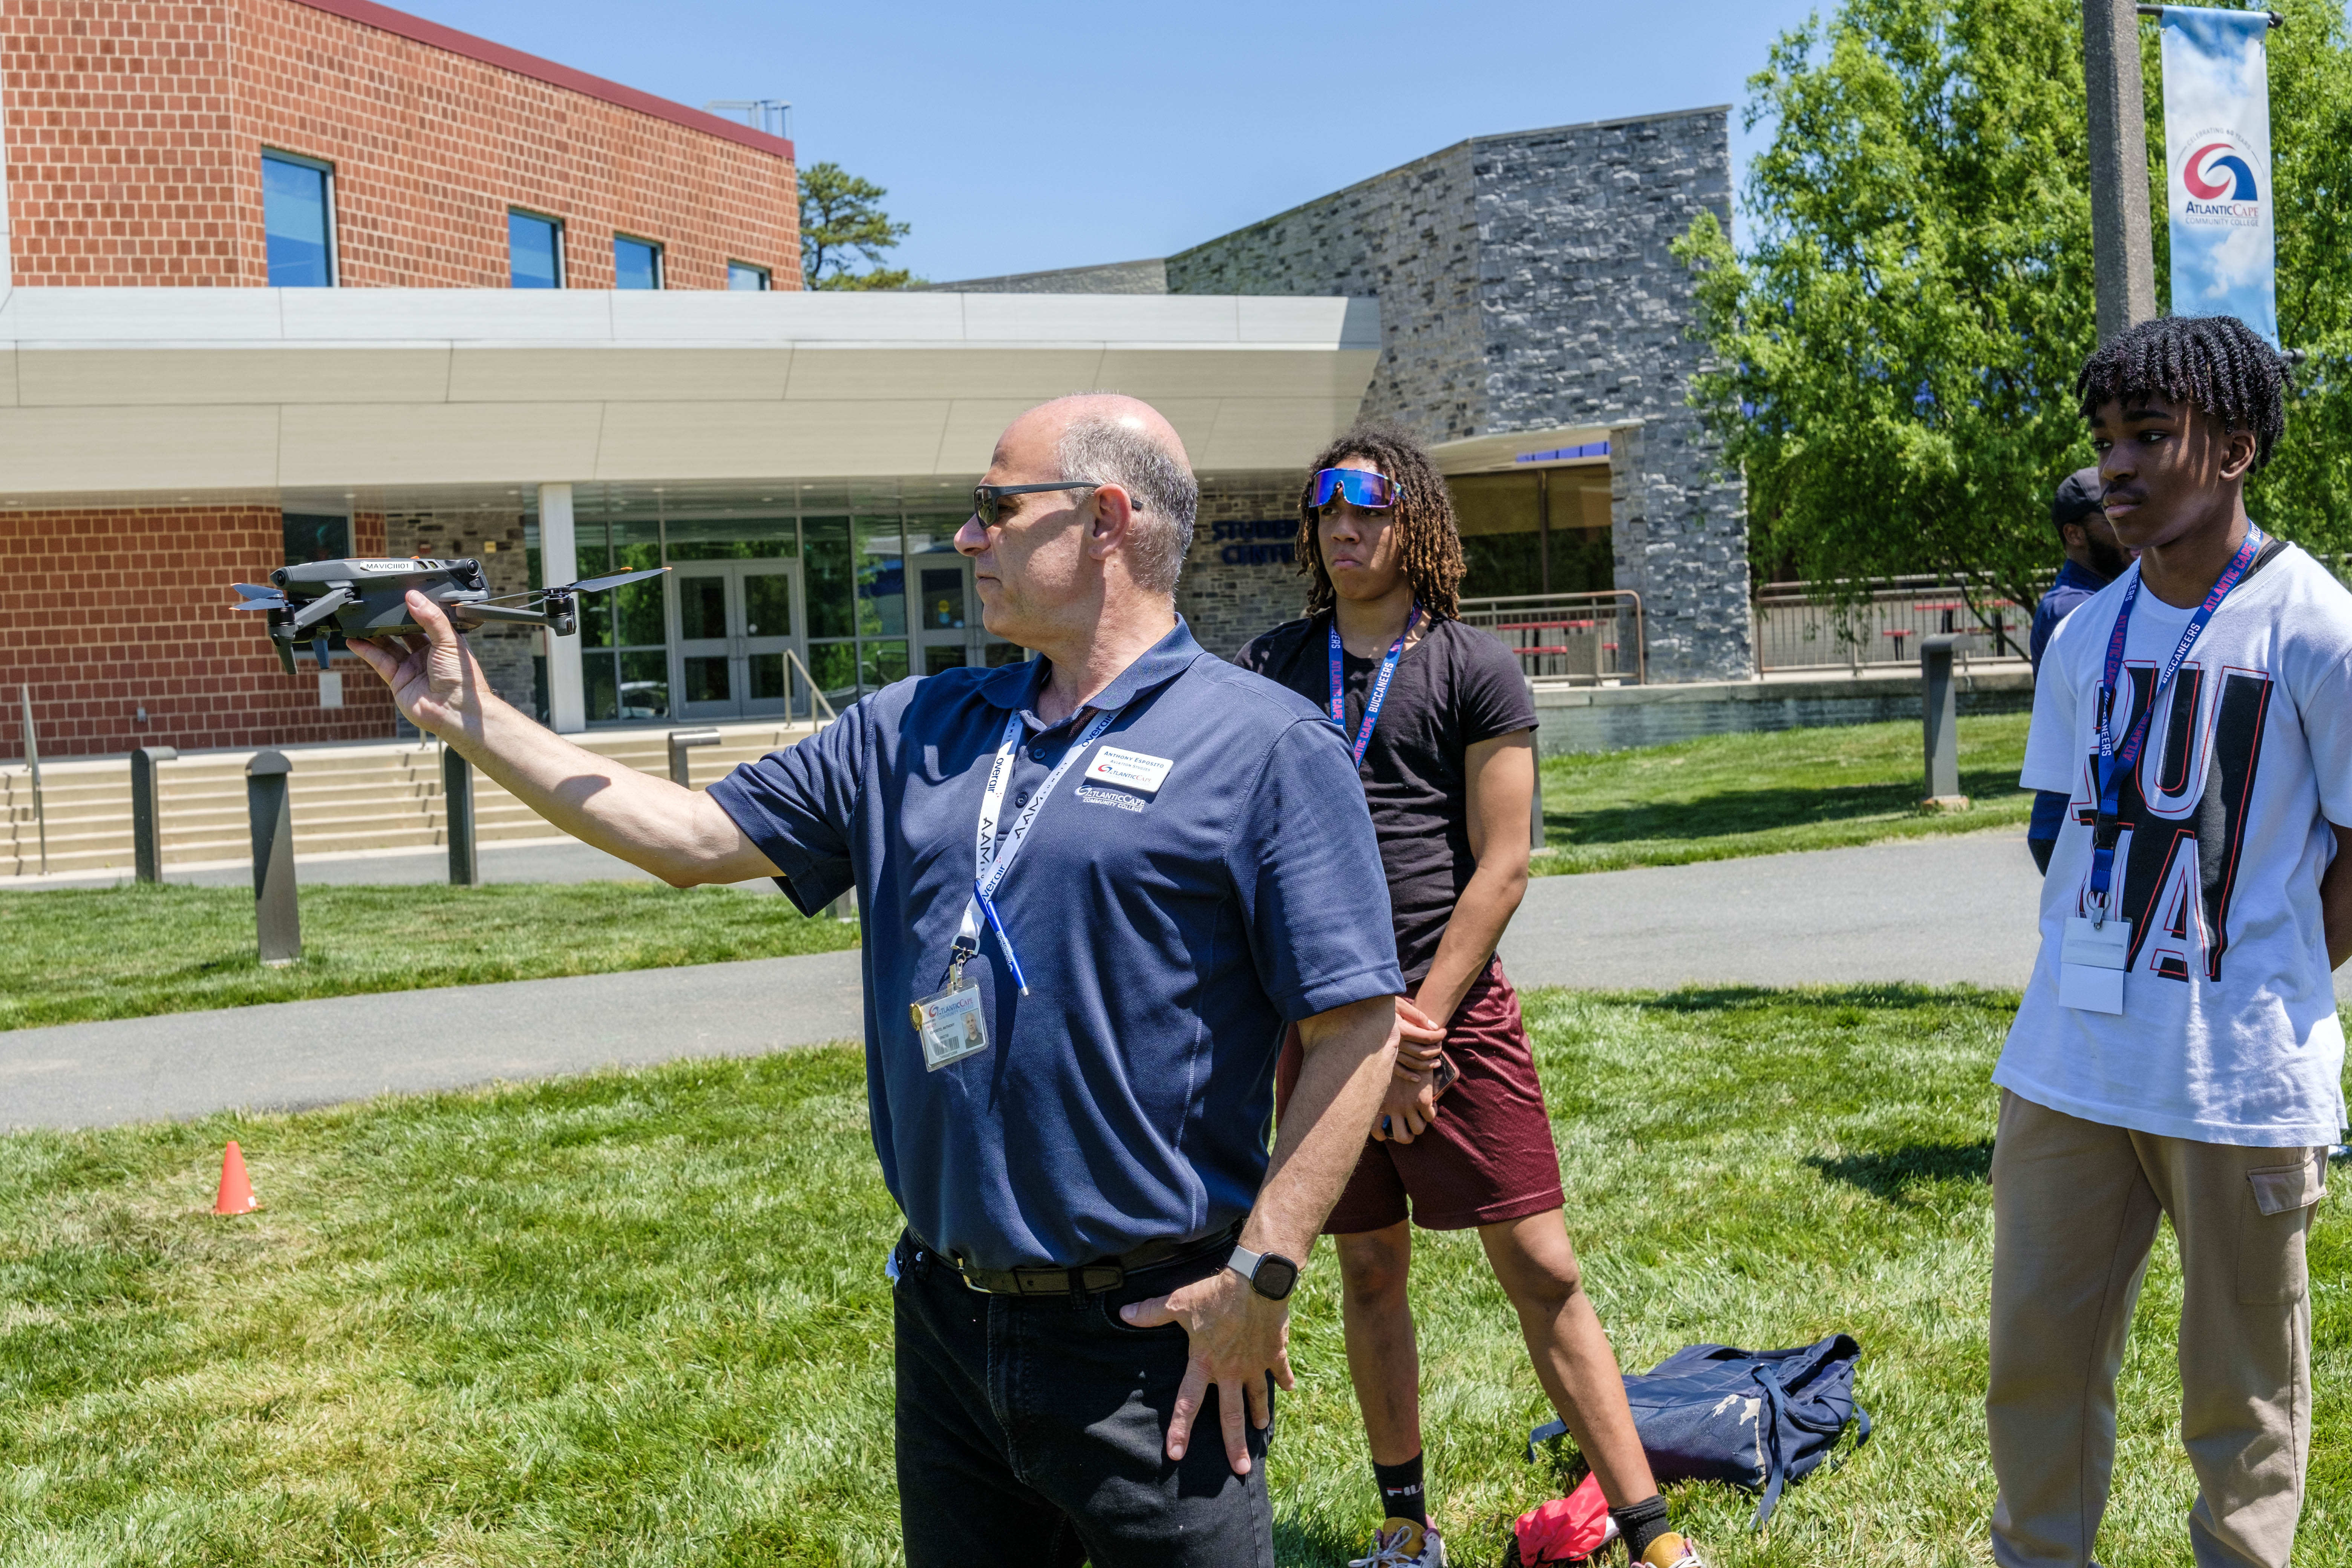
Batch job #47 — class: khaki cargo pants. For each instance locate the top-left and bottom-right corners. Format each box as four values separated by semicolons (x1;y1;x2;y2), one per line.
1986;1089;2330;1568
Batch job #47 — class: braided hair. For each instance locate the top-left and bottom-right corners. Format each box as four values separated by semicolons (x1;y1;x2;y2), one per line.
2073;315;2291;471
1295;426;1466;620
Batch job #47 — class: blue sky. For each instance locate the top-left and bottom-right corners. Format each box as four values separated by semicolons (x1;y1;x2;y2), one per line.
394;0;1824;282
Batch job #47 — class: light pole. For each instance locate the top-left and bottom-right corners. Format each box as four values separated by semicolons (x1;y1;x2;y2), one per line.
2084;0;2158;343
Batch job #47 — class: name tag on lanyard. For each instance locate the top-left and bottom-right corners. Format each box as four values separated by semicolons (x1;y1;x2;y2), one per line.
910;702;1123;1065
2059;915;2130;1014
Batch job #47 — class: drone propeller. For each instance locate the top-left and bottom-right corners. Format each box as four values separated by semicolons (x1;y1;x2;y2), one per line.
231;583;289;611
472;565;668;607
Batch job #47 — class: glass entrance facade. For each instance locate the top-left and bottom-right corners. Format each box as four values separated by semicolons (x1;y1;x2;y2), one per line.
526;479;1018;726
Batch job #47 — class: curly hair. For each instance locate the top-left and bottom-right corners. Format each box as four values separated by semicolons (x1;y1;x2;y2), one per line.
1294;426;1466;620
2073;315;2291;471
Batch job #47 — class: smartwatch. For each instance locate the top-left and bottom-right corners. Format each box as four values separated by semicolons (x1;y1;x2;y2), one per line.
1226;1242;1300;1302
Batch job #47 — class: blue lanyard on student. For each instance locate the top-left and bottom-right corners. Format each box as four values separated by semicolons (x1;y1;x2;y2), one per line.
2086;525;2266;925
1329;605;1420;767
953;703;1122;994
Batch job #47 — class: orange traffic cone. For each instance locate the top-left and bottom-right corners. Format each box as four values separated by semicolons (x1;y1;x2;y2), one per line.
213;1140;258;1215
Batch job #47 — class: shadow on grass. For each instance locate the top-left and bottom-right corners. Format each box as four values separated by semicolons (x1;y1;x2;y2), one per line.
1808;1139;1995;1204
1544;769;2031;847
1622;982;2020;1015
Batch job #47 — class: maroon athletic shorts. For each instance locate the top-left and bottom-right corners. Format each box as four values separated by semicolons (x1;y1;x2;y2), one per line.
1276;959;1565;1234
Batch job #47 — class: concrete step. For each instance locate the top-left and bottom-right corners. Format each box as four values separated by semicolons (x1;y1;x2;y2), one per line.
3;721;819;873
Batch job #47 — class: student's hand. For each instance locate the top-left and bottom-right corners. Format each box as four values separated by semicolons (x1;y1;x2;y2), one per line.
1121;1265;1292;1476
1372;1067;1438;1143
1395;995;1447;1073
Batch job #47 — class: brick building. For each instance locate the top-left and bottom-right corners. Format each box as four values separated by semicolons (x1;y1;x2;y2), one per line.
1;12;1739;770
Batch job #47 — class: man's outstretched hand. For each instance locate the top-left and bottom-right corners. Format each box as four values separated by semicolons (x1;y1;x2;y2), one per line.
1119;1266;1291;1476
348;590;488;740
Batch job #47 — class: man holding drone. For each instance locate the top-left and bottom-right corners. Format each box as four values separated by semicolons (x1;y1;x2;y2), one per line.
348;393;1405;1568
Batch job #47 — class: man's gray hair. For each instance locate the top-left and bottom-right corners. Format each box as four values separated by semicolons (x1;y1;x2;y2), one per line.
1057;414;1198;594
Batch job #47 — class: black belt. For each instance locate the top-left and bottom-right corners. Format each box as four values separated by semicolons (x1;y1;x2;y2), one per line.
909;1221;1240;1297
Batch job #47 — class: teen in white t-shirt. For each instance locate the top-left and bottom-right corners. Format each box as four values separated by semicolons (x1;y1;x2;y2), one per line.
2009;537;2352;1145
1988;315;2345;1568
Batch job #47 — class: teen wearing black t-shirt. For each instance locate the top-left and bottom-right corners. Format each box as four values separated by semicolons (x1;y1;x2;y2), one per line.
1236;429;1704;1568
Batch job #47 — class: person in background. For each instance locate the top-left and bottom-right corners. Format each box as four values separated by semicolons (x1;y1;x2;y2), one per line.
1234;427;1703;1568
2026;467;2135;873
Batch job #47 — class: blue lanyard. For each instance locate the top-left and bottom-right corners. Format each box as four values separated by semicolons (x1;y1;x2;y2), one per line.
1328;605;1419;767
953;703;1121;995
2087;525;2266;921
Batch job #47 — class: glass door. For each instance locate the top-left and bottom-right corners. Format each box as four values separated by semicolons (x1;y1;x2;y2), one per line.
913;561;975;677
912;559;1022;675
741;564;802;718
671;561;804;720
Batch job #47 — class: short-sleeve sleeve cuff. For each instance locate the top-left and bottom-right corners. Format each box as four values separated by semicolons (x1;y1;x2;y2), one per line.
1279;958;1406;1025
704;770;854;917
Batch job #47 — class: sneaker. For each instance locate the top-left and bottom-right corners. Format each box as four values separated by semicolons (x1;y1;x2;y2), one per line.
1637;1533;1710;1566
1350;1517;1446;1567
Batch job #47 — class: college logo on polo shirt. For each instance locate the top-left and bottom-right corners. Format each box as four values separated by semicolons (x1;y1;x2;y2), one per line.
1076;746;1173;813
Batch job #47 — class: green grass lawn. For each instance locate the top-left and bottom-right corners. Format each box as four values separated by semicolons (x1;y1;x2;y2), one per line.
2;986;2342;1566
1538;712;2035;874
0;883;860;1033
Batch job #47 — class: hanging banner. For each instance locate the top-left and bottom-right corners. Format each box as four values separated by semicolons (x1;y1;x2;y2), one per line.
2160;6;2278;347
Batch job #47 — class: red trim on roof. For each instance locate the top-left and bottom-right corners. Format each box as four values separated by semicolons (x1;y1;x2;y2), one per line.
289;0;794;162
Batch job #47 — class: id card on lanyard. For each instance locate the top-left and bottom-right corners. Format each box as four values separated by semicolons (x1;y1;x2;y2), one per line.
1330;605;1419;766
910;702;1121;1069
2063;525;2266;1014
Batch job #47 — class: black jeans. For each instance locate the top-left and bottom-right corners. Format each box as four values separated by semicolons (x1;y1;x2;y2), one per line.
893;1234;1276;1567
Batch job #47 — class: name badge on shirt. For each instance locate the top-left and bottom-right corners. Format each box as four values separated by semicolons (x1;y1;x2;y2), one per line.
1084;746;1174;796
911;975;990;1070
2060;915;2131;1015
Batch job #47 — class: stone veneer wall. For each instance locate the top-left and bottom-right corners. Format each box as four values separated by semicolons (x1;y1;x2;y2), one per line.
1174;472;1312;656
1166;107;1753;682
382;511;536;711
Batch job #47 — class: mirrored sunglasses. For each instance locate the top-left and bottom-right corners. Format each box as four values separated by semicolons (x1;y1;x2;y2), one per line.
1310;468;1400;511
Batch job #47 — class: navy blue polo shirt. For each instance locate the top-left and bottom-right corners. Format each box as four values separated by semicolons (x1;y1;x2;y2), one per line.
705;618;1402;1271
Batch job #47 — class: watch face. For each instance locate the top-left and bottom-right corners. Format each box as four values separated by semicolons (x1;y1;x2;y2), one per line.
1253;1254;1300;1302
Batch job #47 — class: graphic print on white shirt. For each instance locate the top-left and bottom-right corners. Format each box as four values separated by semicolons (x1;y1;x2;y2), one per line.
2060;649;2272;982
2005;541;2352;1147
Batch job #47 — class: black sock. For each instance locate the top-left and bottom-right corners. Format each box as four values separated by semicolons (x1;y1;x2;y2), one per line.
1609;1493;1672;1559
1372;1452;1427;1526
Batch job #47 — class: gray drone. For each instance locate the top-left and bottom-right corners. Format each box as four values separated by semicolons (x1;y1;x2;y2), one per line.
231;557;667;674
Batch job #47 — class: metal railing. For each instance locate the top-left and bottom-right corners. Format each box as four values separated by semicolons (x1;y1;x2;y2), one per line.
781;648;839;723
1752;575;2030;674
1459;591;1645;685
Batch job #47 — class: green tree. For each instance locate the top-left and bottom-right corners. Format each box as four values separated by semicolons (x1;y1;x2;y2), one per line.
1676;0;2352;623
798;160;916;291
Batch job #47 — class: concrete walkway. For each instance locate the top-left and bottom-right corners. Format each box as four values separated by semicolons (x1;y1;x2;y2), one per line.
9;827;2328;1132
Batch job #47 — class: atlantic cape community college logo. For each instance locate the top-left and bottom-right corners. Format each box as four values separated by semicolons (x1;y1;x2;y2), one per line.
2176;128;2264;228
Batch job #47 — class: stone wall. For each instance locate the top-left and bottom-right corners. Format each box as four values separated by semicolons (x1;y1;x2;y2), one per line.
1474;112;1749;681
922;258;1168;294
1167;107;1753;682
1173;473;1311;656
1168;144;1488;442
382;511;536;711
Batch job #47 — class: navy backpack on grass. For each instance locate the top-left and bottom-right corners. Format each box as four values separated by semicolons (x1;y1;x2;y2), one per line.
1527;1334;1870;1527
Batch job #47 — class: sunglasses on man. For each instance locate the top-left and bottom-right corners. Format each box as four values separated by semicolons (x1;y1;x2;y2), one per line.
1310;468;1401;511
969;481;1109;529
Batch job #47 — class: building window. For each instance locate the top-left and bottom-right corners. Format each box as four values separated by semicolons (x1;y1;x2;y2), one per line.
262;153;335;287
509;210;565;289
727;261;771;291
614;235;663;290
282;512;353;564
